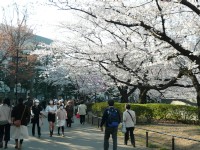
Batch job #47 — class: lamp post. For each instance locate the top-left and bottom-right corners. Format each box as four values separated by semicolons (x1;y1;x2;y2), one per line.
15;48;19;104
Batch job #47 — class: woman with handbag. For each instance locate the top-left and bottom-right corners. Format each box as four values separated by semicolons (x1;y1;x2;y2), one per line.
123;103;136;147
11;98;30;149
0;98;12;149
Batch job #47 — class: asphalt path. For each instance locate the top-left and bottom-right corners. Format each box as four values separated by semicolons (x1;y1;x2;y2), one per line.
7;117;150;150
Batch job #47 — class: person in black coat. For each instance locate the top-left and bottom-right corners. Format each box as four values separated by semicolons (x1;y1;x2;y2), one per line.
65;100;74;127
31;99;43;137
11;98;30;149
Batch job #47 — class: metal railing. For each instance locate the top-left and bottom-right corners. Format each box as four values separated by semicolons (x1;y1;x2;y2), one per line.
137;127;200;150
86;113;200;150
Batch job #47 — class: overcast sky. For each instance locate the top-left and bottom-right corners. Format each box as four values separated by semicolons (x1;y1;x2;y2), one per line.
0;0;75;40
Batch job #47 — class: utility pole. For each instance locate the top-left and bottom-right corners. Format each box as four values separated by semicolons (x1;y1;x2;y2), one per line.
15;48;19;104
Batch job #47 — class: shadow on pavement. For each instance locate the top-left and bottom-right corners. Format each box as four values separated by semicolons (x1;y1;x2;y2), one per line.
7;117;148;150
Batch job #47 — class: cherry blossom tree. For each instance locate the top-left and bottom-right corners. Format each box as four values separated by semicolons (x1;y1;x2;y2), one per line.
44;23;184;103
31;42;109;100
47;0;200;118
47;14;189;103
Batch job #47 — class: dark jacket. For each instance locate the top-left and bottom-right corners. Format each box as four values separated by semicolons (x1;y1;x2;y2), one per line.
65;105;74;117
100;106;121;128
32;105;43;120
11;103;30;126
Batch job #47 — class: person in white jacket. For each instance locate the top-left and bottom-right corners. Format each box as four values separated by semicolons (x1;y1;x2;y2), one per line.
77;101;87;125
0;98;12;149
123;103;136;147
56;105;67;137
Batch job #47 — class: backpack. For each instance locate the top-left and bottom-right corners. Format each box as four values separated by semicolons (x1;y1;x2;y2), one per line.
107;108;119;127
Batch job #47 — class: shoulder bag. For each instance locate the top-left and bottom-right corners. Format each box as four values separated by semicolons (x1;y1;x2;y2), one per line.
127;110;134;123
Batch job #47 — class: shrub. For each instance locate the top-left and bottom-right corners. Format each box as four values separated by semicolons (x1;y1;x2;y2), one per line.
90;102;198;124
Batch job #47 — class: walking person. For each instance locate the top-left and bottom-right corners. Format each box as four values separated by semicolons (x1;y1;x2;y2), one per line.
45;100;57;137
65;100;74;127
11;97;30;149
56;105;67;137
0;98;12;149
123;103;136;147
24;97;34;125
77;101;87;125
31;99;43;137
100;100;121;150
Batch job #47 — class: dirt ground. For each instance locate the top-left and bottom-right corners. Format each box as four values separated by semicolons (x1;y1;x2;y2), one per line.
87;113;200;150
134;123;200;150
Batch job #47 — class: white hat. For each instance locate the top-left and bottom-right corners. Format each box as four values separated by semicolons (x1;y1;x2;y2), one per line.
35;99;39;103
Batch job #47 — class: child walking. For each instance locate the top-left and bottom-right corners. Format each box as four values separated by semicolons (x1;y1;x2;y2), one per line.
56;105;67;137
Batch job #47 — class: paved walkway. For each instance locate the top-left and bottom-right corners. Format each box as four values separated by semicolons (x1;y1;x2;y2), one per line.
7;117;150;150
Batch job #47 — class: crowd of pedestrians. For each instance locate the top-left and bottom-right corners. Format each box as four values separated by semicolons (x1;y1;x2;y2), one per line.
0;97;136;150
0;97;87;149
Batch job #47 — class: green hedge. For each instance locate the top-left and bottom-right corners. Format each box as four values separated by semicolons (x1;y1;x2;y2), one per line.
89;102;198;124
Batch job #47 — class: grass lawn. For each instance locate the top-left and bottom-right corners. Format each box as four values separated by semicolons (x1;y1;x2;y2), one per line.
120;123;200;150
87;113;200;149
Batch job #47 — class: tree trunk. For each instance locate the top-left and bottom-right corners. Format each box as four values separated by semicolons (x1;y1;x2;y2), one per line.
9;87;15;105
118;86;129;103
139;88;148;104
29;78;34;99
187;71;200;120
118;86;137;103
120;92;129;103
196;92;200;120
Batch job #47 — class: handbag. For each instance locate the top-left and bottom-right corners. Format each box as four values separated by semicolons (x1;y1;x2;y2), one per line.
121;122;127;133
14;106;26;127
76;114;80;118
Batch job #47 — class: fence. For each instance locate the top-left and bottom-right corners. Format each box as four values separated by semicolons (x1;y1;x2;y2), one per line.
86;113;200;150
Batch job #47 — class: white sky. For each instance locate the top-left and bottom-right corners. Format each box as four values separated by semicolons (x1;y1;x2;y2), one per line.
0;0;75;40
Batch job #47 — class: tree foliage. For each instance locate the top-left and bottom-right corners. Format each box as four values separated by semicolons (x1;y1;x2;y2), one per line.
0;4;36;100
